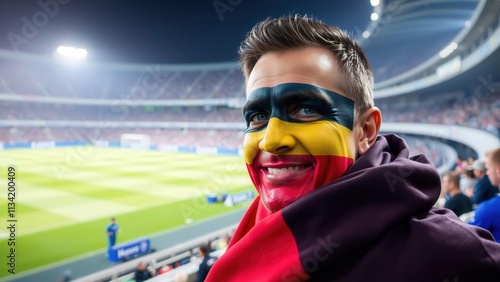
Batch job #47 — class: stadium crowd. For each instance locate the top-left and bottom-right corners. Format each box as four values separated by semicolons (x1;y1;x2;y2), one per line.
381;93;500;137
437;148;500;243
0;88;497;163
0;58;246;100
0;89;498;130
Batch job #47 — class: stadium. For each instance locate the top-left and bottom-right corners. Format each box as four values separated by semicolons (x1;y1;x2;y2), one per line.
0;0;499;281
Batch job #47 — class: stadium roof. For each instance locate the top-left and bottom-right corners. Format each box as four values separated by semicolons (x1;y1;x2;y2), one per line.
0;0;480;82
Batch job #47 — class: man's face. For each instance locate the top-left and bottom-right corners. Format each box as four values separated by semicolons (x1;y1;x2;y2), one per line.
473;169;482;179
486;158;500;187
441;175;451;194
243;47;360;212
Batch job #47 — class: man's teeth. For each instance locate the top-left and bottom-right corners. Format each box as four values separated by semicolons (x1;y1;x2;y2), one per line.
267;166;305;174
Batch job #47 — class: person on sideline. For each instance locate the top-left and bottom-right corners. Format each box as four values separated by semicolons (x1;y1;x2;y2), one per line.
106;217;120;249
206;15;500;282
470;148;500;242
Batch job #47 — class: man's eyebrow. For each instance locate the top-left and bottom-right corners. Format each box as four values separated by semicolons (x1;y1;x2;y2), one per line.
279;88;333;104
242;91;269;113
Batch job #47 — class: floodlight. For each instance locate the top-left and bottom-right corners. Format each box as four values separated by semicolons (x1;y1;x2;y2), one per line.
362;31;370;38
370;0;380;7
56;46;87;59
371;13;379;21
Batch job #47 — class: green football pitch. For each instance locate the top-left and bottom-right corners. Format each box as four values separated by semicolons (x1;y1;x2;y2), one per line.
0;146;253;277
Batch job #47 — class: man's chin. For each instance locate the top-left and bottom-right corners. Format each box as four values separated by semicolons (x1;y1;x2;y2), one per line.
258;183;316;212
261;196;296;213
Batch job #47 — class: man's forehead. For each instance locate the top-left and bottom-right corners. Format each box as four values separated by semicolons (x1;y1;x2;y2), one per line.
245;47;344;98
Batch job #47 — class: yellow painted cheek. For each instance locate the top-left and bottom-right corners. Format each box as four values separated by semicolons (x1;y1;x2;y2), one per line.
285;121;355;158
243;120;355;164
243;131;263;164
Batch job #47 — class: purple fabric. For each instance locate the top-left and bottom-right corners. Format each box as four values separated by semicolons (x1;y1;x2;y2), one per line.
282;134;500;282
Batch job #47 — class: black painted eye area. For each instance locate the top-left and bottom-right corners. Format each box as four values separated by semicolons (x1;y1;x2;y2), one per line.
248;112;270;129
291;106;322;122
243;83;354;133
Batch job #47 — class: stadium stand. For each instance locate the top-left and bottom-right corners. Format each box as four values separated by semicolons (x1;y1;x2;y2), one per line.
1;1;499;281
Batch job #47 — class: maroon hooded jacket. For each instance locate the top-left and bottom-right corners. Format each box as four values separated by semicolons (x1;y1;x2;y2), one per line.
206;134;500;282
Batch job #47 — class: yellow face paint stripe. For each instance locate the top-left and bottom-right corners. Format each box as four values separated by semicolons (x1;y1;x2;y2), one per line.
244;118;354;164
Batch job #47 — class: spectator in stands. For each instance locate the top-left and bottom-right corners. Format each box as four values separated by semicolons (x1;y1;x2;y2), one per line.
443;171;473;216
174;271;188;282
105;217;119;250
216;234;230;250
156;264;173;275
195;242;217;282
467;156;475;166
486;148;500;188
210;234;231;251
469;160;499;205
460;166;478;195
206;15;500;281
134;261;156;282
454;156;465;171
469;148;500;242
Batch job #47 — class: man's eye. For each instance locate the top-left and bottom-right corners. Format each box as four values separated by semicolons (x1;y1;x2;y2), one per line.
251;113;269;122
292;107;322;121
299;107;317;115
248;113;269;129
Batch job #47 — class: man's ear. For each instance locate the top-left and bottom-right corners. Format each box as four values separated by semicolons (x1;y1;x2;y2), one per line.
357;107;381;155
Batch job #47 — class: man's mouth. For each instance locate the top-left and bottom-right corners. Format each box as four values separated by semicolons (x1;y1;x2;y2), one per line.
260;163;313;182
267;165;307;174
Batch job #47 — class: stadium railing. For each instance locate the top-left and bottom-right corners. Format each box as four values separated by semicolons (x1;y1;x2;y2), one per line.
71;224;237;282
144;248;226;282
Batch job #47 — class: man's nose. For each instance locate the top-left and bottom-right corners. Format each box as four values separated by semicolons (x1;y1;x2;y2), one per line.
259;117;296;154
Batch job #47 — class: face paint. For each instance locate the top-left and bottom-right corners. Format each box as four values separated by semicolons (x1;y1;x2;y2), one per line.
243;83;356;212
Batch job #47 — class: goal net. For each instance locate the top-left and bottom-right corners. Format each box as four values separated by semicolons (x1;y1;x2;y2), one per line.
120;133;151;150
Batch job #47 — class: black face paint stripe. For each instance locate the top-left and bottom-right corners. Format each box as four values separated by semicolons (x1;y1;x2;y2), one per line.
244;83;354;132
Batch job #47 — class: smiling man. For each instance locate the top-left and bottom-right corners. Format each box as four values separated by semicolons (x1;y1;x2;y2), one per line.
206;15;500;282
241;39;380;211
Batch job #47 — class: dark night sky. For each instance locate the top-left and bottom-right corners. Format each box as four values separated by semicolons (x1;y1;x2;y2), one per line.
0;0;372;64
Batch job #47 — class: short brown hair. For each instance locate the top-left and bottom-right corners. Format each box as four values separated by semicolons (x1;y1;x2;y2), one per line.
444;171;460;189
239;15;374;119
486;148;500;167
198;242;210;256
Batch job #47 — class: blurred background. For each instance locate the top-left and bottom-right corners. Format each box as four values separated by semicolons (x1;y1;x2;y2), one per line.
0;0;498;281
